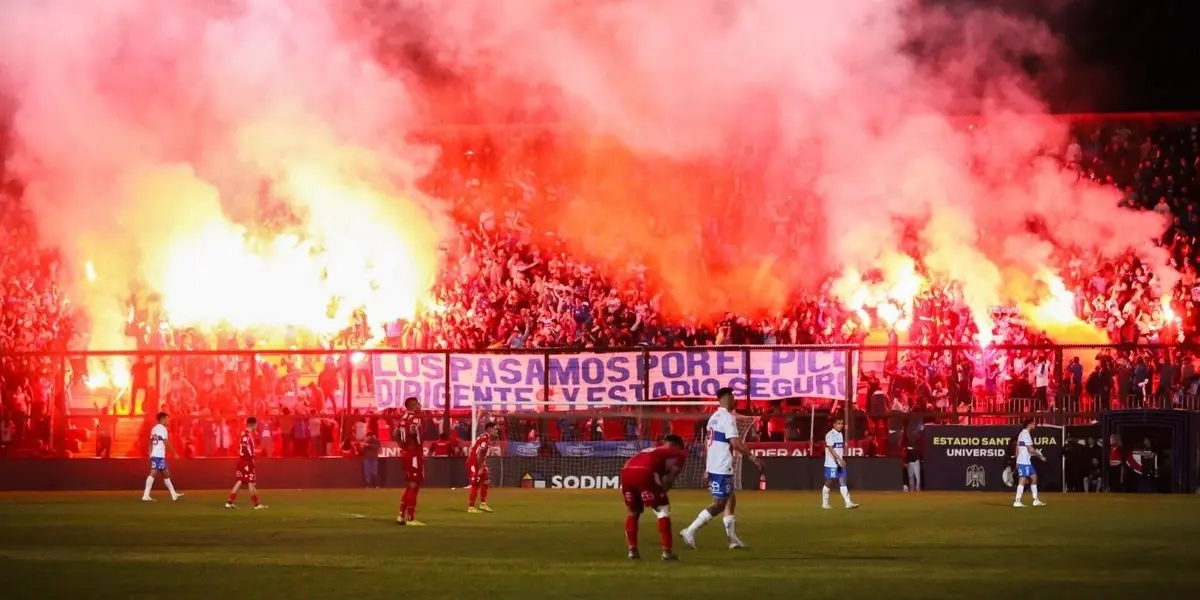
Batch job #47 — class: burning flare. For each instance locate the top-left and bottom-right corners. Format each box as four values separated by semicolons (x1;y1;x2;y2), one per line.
832;253;924;332
1027;272;1078;327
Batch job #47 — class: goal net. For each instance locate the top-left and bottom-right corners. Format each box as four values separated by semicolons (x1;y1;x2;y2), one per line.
469;401;758;491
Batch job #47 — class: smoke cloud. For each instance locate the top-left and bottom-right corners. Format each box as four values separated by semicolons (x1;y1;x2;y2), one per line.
0;0;1174;347
412;0;1172;326
0;0;446;350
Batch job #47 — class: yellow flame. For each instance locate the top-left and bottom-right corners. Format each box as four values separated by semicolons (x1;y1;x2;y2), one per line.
1162;296;1178;323
1028;272;1078;326
85;261;96;283
877;303;900;326
1018;270;1110;345
882;255;923;309
85;357;131;390
144;167;437;338
833;253;924;331
977;329;993;348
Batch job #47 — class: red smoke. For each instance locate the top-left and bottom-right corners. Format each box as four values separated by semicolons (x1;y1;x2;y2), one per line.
0;0;1174;342
409;0;1172;325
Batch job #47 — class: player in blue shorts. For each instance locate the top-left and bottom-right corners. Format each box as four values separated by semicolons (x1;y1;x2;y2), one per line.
1013;418;1045;507
143;412;183;502
822;416;858;509
680;387;763;550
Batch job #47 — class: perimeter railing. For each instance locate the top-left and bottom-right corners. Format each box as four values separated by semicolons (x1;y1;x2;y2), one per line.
1;343;1197;458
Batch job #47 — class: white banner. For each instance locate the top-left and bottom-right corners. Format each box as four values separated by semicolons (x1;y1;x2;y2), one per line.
645;349;744;399
373;351;645;411
646;349;852;401
371;353;446;410
373;348;854;410
746;349;852;401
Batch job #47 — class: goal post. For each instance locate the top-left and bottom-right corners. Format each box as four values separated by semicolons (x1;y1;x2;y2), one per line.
469;400;757;491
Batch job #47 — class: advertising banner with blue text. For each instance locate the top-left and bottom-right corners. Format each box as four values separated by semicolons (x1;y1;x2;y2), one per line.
554;441;655;458
506;442;542;458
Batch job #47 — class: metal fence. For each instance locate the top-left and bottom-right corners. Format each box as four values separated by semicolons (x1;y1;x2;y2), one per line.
1;343;1197;457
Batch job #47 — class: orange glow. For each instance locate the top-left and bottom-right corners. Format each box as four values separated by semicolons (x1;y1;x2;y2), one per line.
1027;272;1078;326
75;162;442;354
832;253;924;332
85;357;130;391
976;329;993;348
1161;296;1178;323
155;169;434;336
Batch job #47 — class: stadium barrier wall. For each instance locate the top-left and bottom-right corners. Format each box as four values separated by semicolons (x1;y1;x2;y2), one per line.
0;458;467;492
496;456;704;490
0;456;904;492
492;456;904;492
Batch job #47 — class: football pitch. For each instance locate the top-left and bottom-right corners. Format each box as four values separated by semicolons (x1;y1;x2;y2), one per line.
0;490;1197;600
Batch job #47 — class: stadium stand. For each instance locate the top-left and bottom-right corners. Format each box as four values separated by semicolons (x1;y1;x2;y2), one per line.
1;115;1199;462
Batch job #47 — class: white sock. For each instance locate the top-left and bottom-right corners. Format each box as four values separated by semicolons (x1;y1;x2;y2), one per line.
821;487;830;506
722;515;738;542
840;485;852;505
164;478;178;496
1031;485;1039;501
143;476;154;498
685;510;713;534
1015;484;1025;502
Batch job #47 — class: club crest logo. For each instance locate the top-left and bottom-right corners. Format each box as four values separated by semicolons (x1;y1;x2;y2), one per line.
965;464;986;488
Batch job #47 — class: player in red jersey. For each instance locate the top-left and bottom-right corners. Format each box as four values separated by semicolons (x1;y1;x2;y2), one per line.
226;417;266;510
466;421;498;513
396;397;426;526
621;434;687;561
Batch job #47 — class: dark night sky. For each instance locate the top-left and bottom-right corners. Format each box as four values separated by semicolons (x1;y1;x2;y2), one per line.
989;0;1200;113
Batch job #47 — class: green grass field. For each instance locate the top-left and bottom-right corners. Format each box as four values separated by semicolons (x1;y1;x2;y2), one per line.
0;489;1197;600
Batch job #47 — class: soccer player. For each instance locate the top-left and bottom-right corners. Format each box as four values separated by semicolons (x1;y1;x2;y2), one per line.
621;434;687;561
1013;418;1046;507
681;387;763;550
143;412;183;502
467;421;497;514
822;416;859;509
396;397;426;526
226;417;267;510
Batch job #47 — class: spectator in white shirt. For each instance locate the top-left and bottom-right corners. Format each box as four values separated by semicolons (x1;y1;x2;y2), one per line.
1033;357;1050;410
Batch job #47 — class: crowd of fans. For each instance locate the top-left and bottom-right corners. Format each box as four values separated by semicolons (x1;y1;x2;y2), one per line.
0;183;68;457
2;116;1200;458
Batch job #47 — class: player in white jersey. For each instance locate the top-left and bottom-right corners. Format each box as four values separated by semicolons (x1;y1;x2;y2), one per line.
143;412;183;502
681;387;763;550
822;416;859;509
1013;418;1045;507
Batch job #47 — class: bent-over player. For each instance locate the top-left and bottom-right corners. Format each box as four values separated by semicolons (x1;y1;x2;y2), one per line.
621;434;687;561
